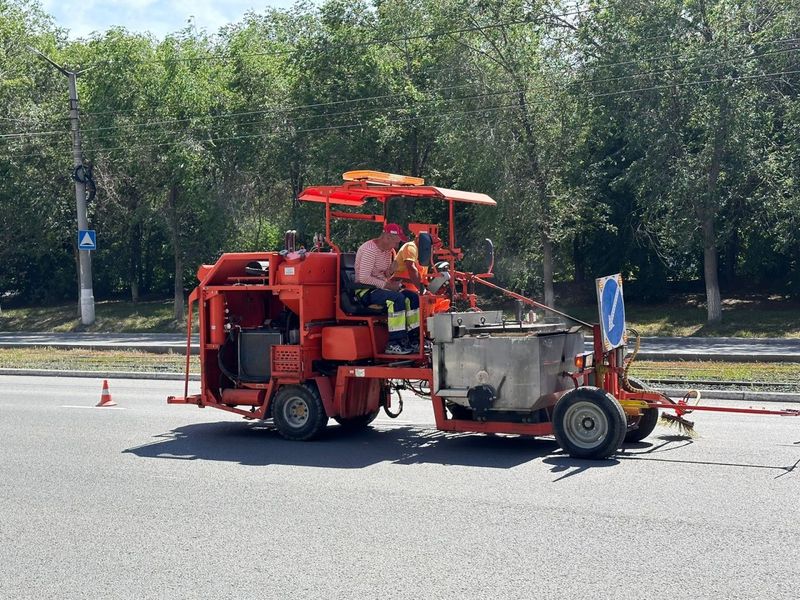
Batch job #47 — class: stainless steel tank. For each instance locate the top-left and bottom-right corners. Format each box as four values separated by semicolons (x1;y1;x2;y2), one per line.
429;312;584;412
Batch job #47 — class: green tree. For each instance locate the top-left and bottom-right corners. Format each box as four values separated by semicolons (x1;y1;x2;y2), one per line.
577;0;800;321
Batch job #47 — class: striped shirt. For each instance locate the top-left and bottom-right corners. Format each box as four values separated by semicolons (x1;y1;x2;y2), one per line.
355;239;394;288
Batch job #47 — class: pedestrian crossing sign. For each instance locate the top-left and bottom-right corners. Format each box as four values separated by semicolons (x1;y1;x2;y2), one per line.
78;230;96;251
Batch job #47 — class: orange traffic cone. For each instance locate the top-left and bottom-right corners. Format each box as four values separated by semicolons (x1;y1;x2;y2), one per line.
96;380;117;407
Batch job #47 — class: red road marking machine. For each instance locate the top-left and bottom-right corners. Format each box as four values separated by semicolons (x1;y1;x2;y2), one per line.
169;170;799;458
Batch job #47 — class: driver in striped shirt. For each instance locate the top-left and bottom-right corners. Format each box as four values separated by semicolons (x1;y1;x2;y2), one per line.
354;223;421;355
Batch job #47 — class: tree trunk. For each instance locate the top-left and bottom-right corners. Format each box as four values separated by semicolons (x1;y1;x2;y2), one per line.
699;87;728;324
131;279;140;305
542;231;555;307
723;224;738;287
142;229;152;295
410;125;419;177
129;221;141;304
167;185;184;322
573;234;585;285
702;217;722;323
517;92;555;309
173;250;183;322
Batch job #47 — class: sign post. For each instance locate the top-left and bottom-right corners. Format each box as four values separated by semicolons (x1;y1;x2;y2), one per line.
28;46;96;324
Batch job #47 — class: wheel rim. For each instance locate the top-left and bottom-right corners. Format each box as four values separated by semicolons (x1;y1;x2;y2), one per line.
282;396;310;428
563;401;609;449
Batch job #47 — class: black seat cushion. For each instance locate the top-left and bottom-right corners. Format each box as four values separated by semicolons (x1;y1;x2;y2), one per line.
417;232;432;266
340;253;385;315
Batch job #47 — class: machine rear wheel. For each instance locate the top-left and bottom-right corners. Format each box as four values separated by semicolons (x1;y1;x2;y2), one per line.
624;407;660;442
334;409;379;431
553;387;627;459
623;377;659;442
272;384;329;441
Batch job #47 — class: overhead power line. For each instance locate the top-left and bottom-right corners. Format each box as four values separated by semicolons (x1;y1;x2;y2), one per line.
586;35;800;71
79;56;800;148
4;42;798;142
590;67;800;99
7;66;793;161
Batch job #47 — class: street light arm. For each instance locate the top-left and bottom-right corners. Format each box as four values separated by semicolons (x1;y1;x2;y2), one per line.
27;45;71;76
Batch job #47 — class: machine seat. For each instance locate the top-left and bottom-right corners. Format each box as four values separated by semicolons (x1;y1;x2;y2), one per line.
339;253;386;316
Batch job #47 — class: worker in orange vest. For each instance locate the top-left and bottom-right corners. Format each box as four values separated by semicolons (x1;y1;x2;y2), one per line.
392;232;442;294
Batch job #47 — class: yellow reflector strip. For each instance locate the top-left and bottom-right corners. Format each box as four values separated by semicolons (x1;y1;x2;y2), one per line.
343;170;425;186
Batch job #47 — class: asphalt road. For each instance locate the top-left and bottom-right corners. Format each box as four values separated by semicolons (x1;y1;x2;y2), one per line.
2;375;799;599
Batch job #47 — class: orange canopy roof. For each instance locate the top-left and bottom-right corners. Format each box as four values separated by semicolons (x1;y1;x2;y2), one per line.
297;182;496;207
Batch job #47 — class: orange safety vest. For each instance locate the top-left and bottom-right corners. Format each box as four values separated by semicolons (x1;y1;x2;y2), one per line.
393;242;428;287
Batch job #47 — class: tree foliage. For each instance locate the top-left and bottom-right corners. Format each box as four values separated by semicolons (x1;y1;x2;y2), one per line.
1;0;799;322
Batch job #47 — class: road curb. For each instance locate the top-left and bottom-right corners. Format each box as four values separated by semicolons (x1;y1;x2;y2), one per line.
0;368;200;381
0;342;193;355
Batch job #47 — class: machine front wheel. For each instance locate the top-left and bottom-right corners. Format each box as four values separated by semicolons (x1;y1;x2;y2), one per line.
334;409;380;431
272;384;329;441
553;387;627;459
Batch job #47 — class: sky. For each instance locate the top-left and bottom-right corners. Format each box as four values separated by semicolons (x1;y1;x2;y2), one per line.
41;0;299;40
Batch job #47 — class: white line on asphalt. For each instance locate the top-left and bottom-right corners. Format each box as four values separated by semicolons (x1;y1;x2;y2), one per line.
60;405;127;410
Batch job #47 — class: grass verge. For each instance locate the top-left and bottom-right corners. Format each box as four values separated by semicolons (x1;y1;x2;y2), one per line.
628;360;800;391
0;347;198;374
0;299;187;333
1;348;797;392
558;294;800;338
1;293;798;337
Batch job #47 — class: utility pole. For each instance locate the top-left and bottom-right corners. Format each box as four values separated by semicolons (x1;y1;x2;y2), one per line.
29;47;95;324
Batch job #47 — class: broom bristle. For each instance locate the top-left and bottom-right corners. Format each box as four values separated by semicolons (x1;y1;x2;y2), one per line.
660;413;697;438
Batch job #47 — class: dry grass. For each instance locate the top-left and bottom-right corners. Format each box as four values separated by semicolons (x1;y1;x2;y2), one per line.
628;360;800;392
0;347;198;373
557;294;800;338
2;293;798;337
0;299;186;333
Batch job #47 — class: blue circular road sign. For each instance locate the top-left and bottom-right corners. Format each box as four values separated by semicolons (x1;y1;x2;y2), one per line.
598;275;626;349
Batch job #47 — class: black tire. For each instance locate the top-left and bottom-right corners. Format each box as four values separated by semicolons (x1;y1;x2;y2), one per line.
272;384;329;441
552;386;627;459
334;409;380;431
446;402;473;420
624;407;660;442
623;377;659;443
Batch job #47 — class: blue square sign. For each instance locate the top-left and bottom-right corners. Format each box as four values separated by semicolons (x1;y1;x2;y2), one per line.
596;273;627;351
78;230;96;251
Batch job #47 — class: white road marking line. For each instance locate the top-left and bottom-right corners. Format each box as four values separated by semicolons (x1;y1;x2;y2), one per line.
60;405;127;410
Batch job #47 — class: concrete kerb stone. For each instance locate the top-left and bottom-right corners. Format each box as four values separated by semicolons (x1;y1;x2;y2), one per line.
0;342;194;355
0;368;200;381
